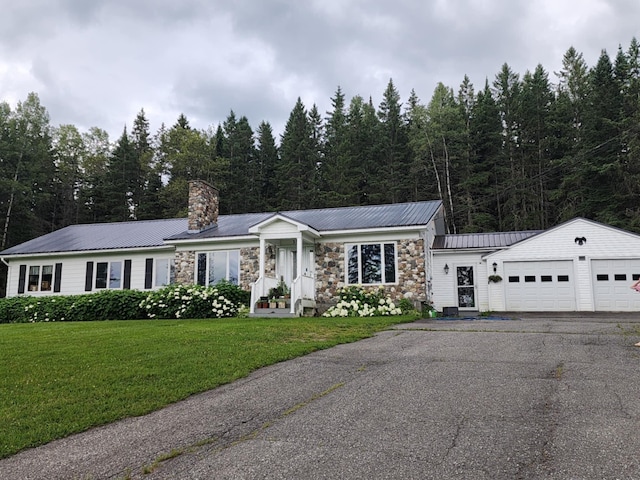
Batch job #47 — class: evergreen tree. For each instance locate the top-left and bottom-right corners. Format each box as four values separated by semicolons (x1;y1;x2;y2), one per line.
376;79;410;203
255;121;279;210
276;98;314;209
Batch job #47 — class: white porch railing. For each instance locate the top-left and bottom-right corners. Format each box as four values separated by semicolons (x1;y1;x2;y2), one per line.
289;274;315;314
250;276;278;314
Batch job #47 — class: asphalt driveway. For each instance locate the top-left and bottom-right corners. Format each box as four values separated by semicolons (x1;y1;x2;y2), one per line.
1;313;640;479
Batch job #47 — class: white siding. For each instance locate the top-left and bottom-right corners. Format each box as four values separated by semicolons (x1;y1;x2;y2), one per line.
486;219;640;312
5;250;175;297
432;252;488;311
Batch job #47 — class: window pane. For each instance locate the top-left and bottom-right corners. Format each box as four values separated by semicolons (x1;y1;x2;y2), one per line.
228;250;239;285
210;251;227;285
558;275;569;282
109;262;122;289
197;253;207;286
96;262;108;289
361;244;382;284
28;266;40;291
541;275;552;282
155;259;169;286
40;265;53;291
508;276;519;282
384;243;395;283
457;267;474;286
596;274;608;281
614;274;627;281
458;287;475;307
525;276;535;282
347;245;359;284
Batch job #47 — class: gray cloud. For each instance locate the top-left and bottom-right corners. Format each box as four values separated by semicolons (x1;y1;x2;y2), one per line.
1;0;639;142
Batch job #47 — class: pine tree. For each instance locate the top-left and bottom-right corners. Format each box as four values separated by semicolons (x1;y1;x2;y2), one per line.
276;98;314;210
255;121;279;210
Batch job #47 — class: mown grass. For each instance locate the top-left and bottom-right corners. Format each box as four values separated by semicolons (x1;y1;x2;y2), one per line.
0;315;414;459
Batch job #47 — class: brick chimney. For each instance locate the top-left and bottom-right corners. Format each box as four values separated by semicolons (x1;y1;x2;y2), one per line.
188;180;219;233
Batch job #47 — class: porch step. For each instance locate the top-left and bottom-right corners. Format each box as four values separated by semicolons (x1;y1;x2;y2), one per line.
250;308;298;318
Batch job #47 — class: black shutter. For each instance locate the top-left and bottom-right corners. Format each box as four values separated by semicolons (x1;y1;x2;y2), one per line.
53;263;63;292
85;262;94;291
144;258;153;289
18;265;27;294
123;260;132;289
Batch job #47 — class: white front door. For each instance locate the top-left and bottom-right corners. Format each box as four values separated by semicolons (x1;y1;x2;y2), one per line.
277;247;297;286
456;266;476;309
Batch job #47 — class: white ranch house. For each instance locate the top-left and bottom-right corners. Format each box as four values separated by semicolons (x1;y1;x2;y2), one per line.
2;180;640;314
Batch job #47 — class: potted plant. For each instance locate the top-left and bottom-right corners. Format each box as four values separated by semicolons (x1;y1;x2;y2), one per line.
488;274;503;284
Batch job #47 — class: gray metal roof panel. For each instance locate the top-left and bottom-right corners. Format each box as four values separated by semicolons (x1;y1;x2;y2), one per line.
432;230;543;249
167;201;443;240
0;218;188;255
2;201;443;254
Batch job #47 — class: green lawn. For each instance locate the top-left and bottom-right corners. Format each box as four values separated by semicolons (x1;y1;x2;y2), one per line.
0;315;414;459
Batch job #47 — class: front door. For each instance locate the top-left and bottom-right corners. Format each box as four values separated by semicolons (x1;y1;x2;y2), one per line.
277;247;297;286
456;266;476;309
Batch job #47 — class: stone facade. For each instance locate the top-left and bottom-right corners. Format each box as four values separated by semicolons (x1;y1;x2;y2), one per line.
175;239;426;309
188;180;219;233
174;246;275;291
315;238;427;309
174;251;196;285
239;247;259;290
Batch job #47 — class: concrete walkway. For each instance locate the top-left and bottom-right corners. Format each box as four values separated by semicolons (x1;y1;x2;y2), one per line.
2;313;640;479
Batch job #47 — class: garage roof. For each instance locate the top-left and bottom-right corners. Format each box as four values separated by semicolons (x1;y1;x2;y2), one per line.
432;230;542;249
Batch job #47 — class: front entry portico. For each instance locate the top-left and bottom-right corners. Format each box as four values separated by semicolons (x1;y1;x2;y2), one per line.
248;215;319;316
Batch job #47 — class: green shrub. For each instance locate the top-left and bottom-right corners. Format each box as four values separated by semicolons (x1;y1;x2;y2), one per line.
139;283;248;319
0;290;148;323
323;285;403;317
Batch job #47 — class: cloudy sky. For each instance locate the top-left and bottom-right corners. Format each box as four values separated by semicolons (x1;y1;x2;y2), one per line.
1;0;639;141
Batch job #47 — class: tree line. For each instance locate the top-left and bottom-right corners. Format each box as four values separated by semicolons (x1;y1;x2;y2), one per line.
2;39;640;293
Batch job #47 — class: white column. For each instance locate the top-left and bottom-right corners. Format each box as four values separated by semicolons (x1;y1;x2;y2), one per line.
259;237;266;284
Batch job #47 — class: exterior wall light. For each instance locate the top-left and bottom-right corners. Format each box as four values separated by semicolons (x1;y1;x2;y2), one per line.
492;262;497;273
444;264;449;275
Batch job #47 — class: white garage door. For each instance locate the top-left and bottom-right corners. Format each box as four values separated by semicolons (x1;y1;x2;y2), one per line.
592;259;640;311
504;261;575;311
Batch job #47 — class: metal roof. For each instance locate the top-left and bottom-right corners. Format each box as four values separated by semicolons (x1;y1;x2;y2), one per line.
432;230;542;250
0;218;188;256
166;201;443;240
1;200;443;255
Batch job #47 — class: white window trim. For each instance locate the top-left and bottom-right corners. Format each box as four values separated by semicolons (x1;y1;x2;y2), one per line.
95;261;123;290
345;242;398;285
27;264;54;292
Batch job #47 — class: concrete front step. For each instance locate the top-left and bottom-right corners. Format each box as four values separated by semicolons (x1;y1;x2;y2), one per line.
250;308;297;318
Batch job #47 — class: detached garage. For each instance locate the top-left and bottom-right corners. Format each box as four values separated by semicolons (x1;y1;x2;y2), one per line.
432;218;640;313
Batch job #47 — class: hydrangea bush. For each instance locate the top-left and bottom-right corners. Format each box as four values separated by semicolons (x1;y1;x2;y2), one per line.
139;283;246;319
323;285;404;317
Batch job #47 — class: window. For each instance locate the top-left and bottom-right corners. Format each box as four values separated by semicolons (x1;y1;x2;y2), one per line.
596;274;609;281
89;261;130;290
155;259;175;287
196;250;240;286
19;264;62;294
541;275;552;282
508;276;520;283
95;263;108;289
558;275;569;282
27;265;54;292
346;243;396;285
525;276;536;283
614;274;627;281
109;262;122;289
